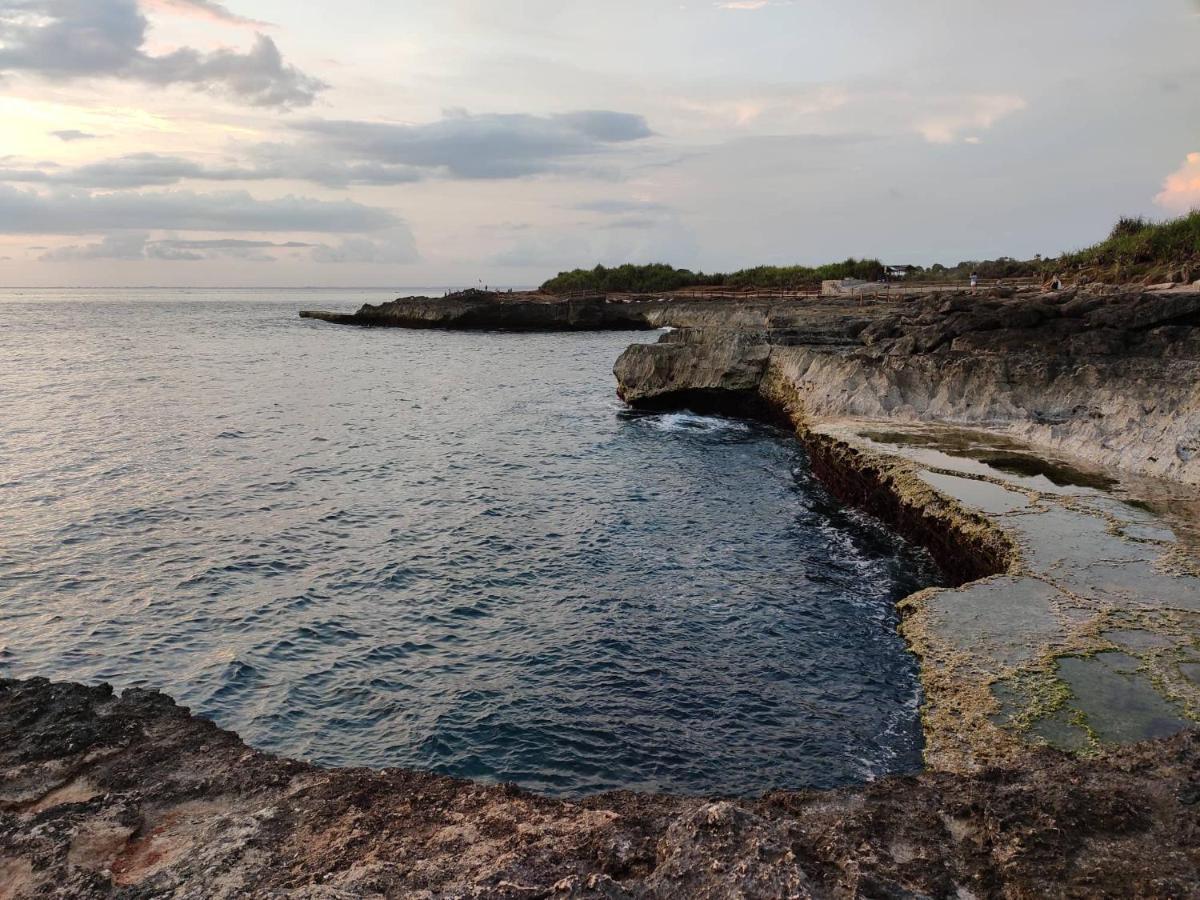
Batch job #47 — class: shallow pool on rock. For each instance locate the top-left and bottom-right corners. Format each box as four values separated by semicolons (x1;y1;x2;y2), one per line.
0;291;941;796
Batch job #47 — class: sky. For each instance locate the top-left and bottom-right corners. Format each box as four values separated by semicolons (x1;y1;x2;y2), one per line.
0;0;1198;287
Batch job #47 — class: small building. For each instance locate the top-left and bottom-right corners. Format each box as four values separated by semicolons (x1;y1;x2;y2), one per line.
886;265;914;280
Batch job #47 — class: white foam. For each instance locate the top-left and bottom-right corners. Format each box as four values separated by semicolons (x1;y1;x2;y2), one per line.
645;412;750;434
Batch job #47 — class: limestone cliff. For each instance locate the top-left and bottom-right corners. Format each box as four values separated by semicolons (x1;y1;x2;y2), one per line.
615;287;1200;484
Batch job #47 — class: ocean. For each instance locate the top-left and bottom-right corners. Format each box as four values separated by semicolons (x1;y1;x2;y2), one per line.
0;288;938;796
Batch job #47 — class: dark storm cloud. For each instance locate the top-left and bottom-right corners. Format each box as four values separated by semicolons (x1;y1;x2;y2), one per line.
0;0;324;107
0;184;399;234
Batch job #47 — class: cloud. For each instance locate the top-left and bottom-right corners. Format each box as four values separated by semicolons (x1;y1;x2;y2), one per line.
0;109;656;189
50;129;98;141
0;150;422;190
310;231;420;264
0;153;253;188
574;199;671;215
0;185;399;234
291;110;654;180
41;232;152;260
1155;152;1200;213
915;94;1027;144
41;233;318;261
141;0;271;28
0;0;323;107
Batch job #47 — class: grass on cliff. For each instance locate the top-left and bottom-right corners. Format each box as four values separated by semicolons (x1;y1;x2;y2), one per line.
1060;211;1200;280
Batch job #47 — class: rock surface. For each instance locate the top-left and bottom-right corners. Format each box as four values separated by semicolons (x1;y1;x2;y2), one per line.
300;291;663;332
615;288;1200;484
2;677;1198;898
614;287;1200;773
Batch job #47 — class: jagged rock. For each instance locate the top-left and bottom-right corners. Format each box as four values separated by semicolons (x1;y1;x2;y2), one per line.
1;678;1197;897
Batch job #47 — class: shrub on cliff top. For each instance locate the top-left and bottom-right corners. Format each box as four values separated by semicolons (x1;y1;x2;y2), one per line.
541;263;717;294
540;258;885;293
1063;211;1200;271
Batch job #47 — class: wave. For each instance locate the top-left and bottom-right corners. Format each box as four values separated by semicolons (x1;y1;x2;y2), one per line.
644;412;751;434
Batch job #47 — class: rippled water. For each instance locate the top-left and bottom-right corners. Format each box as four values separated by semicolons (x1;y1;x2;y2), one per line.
0;289;939;796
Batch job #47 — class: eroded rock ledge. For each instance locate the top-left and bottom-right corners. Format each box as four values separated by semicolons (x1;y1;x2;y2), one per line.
614;284;1200;776
615;286;1200;485
2;678;1198;898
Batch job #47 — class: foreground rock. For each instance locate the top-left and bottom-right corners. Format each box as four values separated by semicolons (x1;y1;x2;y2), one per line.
1;677;1197;898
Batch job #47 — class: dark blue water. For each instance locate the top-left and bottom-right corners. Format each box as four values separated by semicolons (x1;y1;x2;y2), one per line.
0;290;938;796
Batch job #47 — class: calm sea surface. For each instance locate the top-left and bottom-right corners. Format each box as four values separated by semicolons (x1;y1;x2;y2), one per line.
0;288;938;796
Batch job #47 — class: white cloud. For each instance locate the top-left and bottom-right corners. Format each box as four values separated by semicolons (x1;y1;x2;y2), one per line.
141;0;271;28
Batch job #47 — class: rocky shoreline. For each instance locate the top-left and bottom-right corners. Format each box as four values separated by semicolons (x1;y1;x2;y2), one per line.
2;678;1198;897
3;285;1199;896
614;284;1200;775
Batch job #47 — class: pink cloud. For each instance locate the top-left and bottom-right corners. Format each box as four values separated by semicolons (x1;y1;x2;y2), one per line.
142;0;273;29
1156;152;1200;213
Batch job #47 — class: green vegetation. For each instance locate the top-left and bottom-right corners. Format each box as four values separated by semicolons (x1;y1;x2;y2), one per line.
539;212;1200;294
540;258;884;293
903;257;1044;282
539;263;715;294
1060;210;1200;277
723;259;885;288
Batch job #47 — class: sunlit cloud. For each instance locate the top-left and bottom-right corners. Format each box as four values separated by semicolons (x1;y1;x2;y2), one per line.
915;95;1026;144
141;0;272;29
40;233;315;261
1155;152;1200;213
